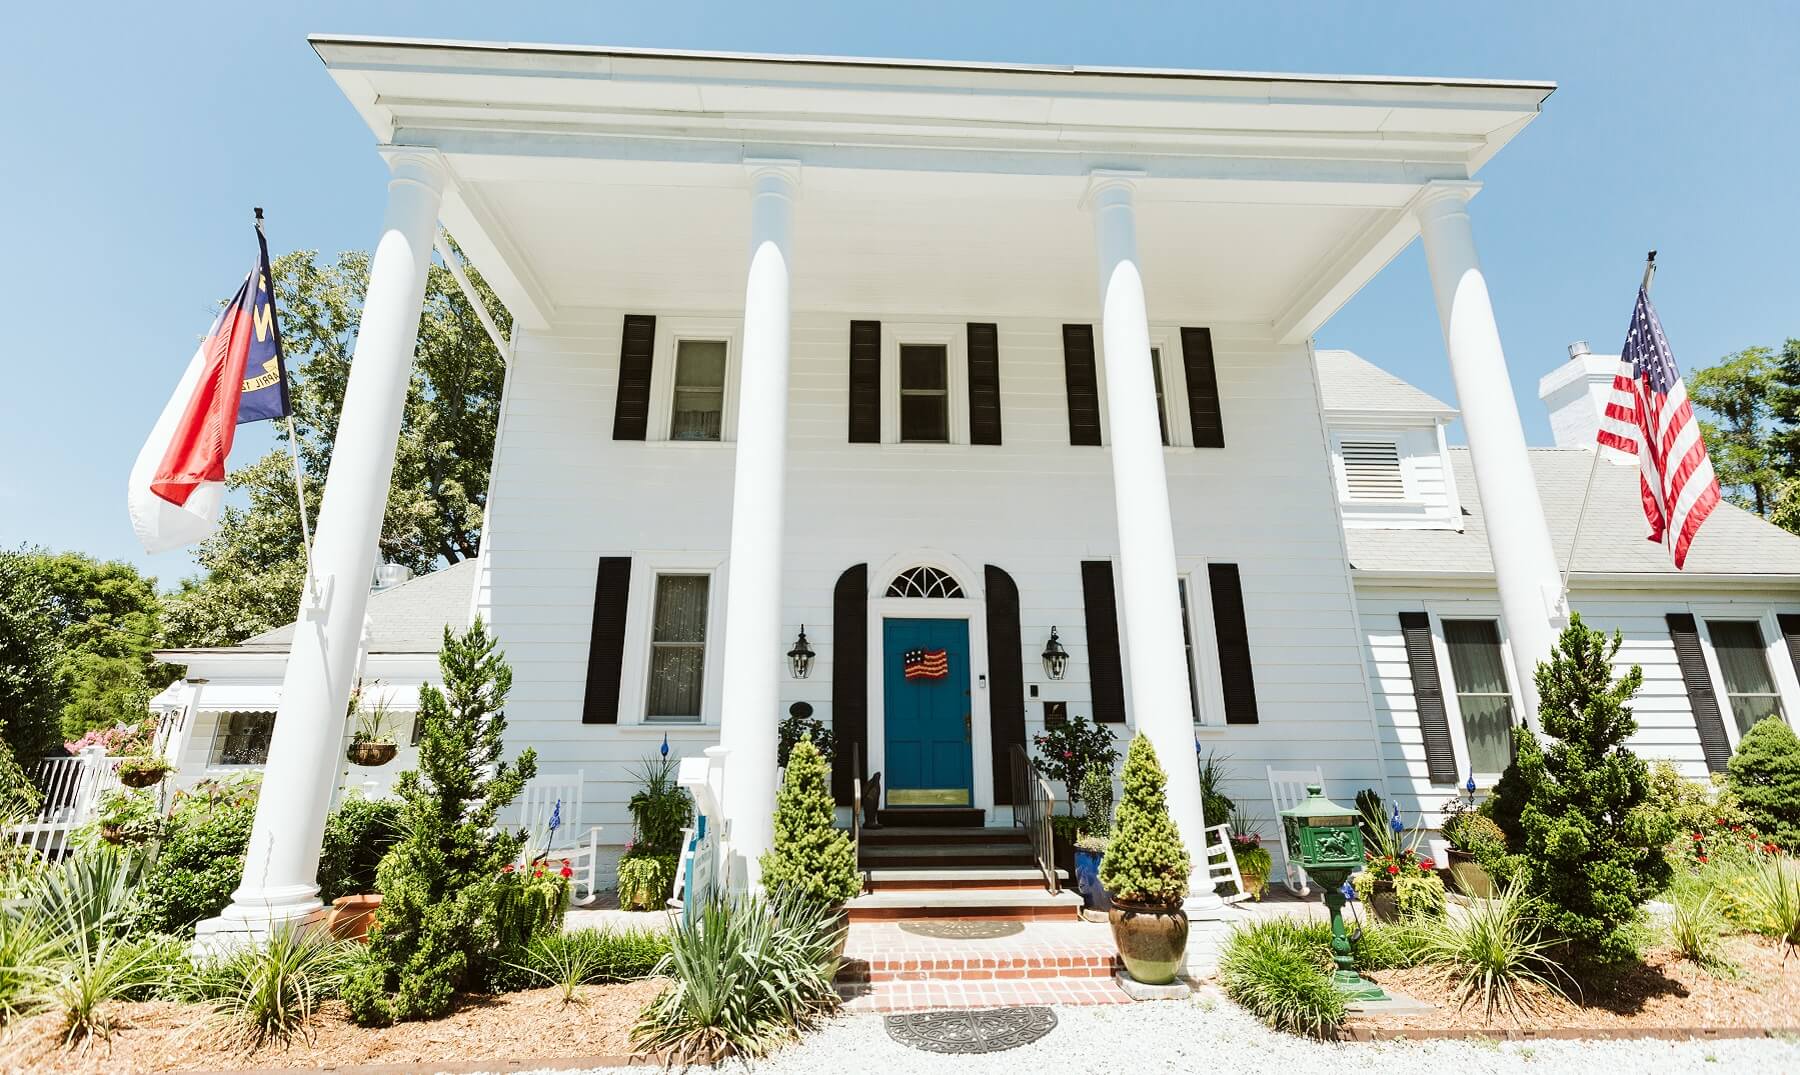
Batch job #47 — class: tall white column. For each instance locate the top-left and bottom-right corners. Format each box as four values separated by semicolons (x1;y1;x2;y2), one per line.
1414;181;1565;719
201;149;446;940
717;162;798;890
1086;173;1219;914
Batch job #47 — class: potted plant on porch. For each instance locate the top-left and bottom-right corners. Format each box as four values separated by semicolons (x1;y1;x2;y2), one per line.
761;736;863;963
346;679;401;767
116;754;172;788
1032;715;1119;885
1348;789;1446;921
1098;734;1190;986
1227;815;1273;901
1440;796;1505;899
1074;767;1114;912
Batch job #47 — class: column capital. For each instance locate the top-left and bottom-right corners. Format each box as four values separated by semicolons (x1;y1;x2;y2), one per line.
1081;168;1146;210
377;146;450;194
1409;178;1482;222
744;157;802;195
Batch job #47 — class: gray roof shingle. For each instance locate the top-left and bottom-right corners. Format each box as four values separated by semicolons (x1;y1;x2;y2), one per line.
1348;449;1800;578
1315;349;1457;418
239;559;478;652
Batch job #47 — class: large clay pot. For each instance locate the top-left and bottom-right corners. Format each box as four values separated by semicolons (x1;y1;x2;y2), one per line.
1366;883;1400;923
328;894;383;942
1074;848;1112;912
347;741;398;767
1447;849;1497;899
1108;901;1188;985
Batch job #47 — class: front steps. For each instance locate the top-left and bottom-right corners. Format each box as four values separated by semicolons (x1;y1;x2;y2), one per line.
849;814;1080;921
835;919;1130;1012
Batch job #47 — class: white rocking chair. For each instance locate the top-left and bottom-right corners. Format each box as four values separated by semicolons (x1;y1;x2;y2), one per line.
519;772;603;905
1203;823;1250;905
1266;765;1324;898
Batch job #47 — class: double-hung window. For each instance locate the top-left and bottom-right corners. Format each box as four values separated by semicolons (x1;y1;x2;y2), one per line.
1707;620;1784;735
1150;347;1171;446
1443;619;1514;774
1177;578;1201;722
898;344;950;443
670;340;727;442
210;711;276;765
646;575;710;721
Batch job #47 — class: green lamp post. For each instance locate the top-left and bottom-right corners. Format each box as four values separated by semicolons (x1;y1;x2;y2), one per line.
1280;784;1387;1001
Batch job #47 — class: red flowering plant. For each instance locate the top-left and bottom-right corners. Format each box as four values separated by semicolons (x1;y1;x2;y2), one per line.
1348;789;1447;919
1030;714;1119;814
1686;818;1781;869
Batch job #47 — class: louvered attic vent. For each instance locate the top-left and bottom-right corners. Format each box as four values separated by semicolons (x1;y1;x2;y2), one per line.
1342;440;1405;500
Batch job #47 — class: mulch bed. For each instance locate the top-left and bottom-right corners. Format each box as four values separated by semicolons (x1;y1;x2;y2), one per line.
1350;936;1800;1037
0;979;666;1075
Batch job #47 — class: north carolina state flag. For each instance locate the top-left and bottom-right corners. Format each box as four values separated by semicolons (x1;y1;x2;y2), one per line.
129;226;290;553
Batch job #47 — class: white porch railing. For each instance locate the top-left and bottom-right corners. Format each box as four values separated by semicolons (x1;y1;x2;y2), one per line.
6;748;122;860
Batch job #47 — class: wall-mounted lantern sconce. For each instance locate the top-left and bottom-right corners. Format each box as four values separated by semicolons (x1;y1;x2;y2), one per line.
787;626;816;680
1041;627;1069;681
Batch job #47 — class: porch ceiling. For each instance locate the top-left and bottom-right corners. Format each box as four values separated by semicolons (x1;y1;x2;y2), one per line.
314;36;1553;335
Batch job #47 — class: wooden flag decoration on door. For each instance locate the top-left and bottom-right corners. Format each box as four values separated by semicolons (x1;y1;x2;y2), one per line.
903;648;949;680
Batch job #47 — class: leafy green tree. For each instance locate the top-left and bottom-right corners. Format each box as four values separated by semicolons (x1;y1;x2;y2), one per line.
1485;614;1673;969
0;550;66;761
162;246;508;648
1690;346;1782;516
344;619;537;1025
1726;716;1800;851
1099;734;1190;908
759;737;861;909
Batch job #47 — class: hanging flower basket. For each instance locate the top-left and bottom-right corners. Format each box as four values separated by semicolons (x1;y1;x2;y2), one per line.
117;758;171;788
99;823;125;844
347;741;398;767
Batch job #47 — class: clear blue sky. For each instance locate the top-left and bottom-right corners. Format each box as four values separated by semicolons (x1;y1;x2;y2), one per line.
3;2;1795;588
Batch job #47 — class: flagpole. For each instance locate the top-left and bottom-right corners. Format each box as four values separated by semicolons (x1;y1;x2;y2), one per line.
256;207;317;599
1559;250;1657;609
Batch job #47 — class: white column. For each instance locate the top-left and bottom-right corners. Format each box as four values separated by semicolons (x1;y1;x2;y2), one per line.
716;161;798;890
1414;181;1565;718
201;148;446;940
1086;173;1219;912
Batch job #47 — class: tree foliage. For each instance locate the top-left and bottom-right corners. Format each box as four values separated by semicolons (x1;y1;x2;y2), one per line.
1689;337;1800;528
163;246;508;648
343;619;536;1025
1099;734;1190;908
1485;614;1673;969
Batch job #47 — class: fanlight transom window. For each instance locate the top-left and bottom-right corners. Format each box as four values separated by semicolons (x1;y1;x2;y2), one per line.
886;566;965;599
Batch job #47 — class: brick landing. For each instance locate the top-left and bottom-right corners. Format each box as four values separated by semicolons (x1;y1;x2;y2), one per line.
836;919;1135;1012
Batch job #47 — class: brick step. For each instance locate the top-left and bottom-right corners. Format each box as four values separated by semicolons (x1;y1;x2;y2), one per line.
865;867;1064;892
837;947;1117;983
845;886;1083;922
859;825;1028;847
836;977;1133;1012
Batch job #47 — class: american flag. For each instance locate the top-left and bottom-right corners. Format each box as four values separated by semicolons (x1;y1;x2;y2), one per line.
1595;286;1721;569
903;648;949;680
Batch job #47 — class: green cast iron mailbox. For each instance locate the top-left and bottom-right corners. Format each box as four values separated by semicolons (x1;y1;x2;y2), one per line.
1279;784;1387;1001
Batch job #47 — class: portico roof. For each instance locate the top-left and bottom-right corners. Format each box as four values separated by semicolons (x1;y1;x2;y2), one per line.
312;36;1552;340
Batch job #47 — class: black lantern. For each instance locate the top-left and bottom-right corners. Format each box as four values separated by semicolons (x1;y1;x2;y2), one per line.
1041;627;1069;681
787;626;816;680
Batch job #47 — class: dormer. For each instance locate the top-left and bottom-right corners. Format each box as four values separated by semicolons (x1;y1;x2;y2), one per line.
1315;349;1464;530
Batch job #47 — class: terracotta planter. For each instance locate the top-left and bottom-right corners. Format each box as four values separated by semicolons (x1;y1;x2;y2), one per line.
1108;900;1188;985
328;894;383;942
347;741;398;767
118;767;166;789
1446;848;1497;899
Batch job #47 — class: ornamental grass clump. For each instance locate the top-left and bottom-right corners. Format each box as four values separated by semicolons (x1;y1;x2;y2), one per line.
1483;614;1673;969
1099;734;1189;908
1726;717;1800;852
759;737;861;911
1417;879;1571;1024
1218;919;1347;1037
187;926;355;1048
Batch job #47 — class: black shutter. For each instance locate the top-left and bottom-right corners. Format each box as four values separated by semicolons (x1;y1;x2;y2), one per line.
1080;561;1127;724
1062;324;1103;447
1397;611;1457;783
831;565;869;804
985;565;1026;803
1668;613;1734;773
611;315;656;440
581;556;632;724
848;321;881;444
967;322;1003;445
1180;326;1224;448
1778;615;1800;686
1208;563;1260;726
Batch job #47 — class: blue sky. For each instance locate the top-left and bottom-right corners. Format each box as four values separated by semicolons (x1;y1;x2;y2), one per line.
3;2;1795;587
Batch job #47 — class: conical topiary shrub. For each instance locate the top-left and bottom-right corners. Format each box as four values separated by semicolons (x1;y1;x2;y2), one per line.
1728;716;1800;851
1099;734;1190;908
759;736;862;909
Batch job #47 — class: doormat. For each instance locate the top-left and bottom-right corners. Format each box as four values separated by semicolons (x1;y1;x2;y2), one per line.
898;919;1024;940
884;1007;1057;1054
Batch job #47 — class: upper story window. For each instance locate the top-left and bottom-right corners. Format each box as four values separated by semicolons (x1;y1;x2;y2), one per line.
1177;577;1200;722
1340;439;1406;501
1443;619;1513;774
899;344;950;443
1150;347;1170;447
210;711;276;765
647;574;710;722
1708;619;1784;735
670;339;727;441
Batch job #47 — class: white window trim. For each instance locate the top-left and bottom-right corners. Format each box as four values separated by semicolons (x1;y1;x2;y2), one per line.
619;552;729;726
1175;558;1228;729
1423;604;1526;785
645;317;741;444
207;710;279;767
1091;326;1195;450
1692;606;1800;748
881;322;968;446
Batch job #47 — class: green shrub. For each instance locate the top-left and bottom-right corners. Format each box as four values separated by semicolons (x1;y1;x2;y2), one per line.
1050;814;1081;847
318;794;403;904
1483;614;1674;969
776;707;833;768
759;737;860;909
1648;759;1750;855
1099;735;1190;907
187;926;354;1047
626;755;692;857
1218;919;1346;1037
1417;879;1569;1024
1030;715;1119;801
132;775;260;934
1078;767;1114;840
1441;803;1507;858
632;893;840;1064
618;853;679;911
342;620;538;1026
506;927;671;1002
1742;856;1800;951
1726;717;1800;851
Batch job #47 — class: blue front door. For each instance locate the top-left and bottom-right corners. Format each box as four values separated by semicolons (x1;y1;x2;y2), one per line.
883;618;973;806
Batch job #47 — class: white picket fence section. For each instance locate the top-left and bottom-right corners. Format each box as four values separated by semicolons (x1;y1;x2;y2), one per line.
5;748;122;859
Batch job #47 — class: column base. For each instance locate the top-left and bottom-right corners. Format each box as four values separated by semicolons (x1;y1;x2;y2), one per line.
194;883;329;955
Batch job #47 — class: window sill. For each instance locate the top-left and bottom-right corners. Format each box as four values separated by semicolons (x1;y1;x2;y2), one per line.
618;723;720;734
1192;725;1232;739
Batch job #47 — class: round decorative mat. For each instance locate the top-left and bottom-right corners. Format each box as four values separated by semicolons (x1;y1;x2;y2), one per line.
885;1006;1058;1054
897;919;1025;940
